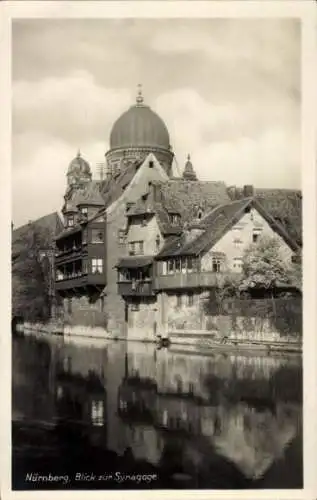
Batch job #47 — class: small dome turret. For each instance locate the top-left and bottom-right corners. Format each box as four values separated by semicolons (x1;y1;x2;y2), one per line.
182;154;197;181
67;151;92;187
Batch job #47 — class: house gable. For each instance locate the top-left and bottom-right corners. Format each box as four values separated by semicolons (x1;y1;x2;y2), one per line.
126;214;164;256
201;203;296;273
106;153;169;219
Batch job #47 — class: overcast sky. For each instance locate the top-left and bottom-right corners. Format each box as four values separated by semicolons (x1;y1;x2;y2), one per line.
12;18;301;228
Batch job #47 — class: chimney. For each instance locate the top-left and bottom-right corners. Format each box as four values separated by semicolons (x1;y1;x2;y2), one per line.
243;185;254;198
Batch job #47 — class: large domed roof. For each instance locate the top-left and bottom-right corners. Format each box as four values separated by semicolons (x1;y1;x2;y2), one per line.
110;89;170;150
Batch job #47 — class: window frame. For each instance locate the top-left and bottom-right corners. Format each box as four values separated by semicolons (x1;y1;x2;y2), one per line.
187;292;194;307
91;258;103;274
91;228;104;244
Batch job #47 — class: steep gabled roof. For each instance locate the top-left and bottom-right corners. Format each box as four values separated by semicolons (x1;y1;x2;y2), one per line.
254;188;302;246
126;182;182;236
228;186;302;246
156;197;300;259
100;160;143;209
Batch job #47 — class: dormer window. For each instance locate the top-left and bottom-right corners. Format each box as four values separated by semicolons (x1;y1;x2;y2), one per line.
67;216;74;228
170;214;180;225
197;210;203;220
80;207;88;217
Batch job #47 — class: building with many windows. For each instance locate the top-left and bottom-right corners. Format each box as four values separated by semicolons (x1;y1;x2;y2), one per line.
52;88;301;340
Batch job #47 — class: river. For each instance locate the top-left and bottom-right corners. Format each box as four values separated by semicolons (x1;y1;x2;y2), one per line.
12;333;303;490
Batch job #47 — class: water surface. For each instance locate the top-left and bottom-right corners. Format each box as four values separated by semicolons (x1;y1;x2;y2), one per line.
12;334;303;490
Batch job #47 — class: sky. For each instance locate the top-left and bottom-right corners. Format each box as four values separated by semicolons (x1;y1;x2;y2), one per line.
12;18;301;228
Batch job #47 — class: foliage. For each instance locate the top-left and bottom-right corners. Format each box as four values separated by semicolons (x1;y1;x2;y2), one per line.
239;235;294;291
12;225;53;322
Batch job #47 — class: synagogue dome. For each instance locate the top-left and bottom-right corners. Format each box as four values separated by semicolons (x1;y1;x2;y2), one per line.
109;89;171;151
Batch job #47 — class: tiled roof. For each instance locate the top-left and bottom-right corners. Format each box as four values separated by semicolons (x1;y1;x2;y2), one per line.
160;180;231;224
100;161;143;208
75;181;104;206
116;256;154;269
228;187;302;246
157;197;300;259
126;181;183;236
254;188;302;245
55;224;83;241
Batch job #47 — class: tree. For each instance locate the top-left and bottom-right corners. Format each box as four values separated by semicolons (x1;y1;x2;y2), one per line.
12;224;54;322
239;235;294;292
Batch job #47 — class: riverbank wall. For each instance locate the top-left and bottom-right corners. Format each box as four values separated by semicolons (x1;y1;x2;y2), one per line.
19;320;302;353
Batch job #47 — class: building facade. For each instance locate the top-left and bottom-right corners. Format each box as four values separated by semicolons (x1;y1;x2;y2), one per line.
52;88;302;341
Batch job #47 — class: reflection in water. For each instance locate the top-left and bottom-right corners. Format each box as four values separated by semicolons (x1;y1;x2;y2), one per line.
12;335;302;489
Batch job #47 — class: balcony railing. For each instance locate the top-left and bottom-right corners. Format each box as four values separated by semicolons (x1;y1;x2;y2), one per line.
55;245;87;264
55;272;106;291
117;280;154;297
153;271;238;290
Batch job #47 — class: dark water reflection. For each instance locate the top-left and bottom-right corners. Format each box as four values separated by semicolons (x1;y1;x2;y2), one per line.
12;335;302;490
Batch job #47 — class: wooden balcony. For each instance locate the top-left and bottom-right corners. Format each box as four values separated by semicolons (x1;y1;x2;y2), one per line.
55;246;87;265
117;280;155;297
153;271;238;291
55;272;106;293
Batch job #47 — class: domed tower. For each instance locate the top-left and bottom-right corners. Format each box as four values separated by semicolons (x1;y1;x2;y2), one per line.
67;151;92;189
182;154;198;181
105;86;174;177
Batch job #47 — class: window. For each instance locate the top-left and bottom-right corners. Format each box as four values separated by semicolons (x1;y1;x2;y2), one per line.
91;229;104;244
175;258;181;273
118;229;126;245
128;241;144;255
234;238;242;247
92;258;103;274
67;297;72;315
162;261;167;275
82;259;88;274
67;216;74;228
80;207;88;216
212;257;222;273
233;257;243;271
176;293;182;308
170;214;180;224
175;376;183;393
168;260;174;274
252;228;262;243
128;242;136;255
197;210;203;220
291;254;301;264
187;257;193;273
187;292;194;307
82;229;88;245
156;235;160;251
149;160;154;168
91;400;104;427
